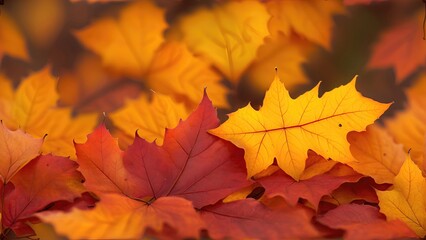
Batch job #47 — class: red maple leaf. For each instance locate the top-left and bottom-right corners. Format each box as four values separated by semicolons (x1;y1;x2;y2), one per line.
200;198;319;239
259;164;362;209
3;155;84;237
316;204;416;240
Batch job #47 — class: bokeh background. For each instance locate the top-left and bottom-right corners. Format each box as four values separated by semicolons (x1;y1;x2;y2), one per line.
0;0;425;124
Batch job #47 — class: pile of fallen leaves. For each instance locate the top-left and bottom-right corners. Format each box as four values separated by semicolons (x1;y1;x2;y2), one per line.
1;0;426;239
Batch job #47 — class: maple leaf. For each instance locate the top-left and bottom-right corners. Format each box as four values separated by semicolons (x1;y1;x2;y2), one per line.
42;93;249;238
317;204;416;240
57;54;142;114
146;41;229;108
368;11;426;82
74;0;167;78
259;164;362;210
211;75;390;180
247;34;313;92
266;0;345;49
2;155;84;236
0;68;97;158
322;177;379;206
122;93;249;208
111;92;189;147
376;154;426;237
385;73;426;170
347;125;405;184
200;198;319;239
301;150;337;180
0;123;42;183
171;0;270;83
0;12;28;61
39;193;202;239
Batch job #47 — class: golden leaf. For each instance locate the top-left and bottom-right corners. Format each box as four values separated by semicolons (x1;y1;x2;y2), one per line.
211;75;389;180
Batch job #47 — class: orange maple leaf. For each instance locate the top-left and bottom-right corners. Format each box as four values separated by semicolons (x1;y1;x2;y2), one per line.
385;73;426;171
368;11;426;82
347;124;406;184
74;0;167;78
267;0;345;49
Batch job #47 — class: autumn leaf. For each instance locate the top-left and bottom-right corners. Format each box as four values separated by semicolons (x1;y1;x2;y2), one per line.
347;124;405;184
39;193;202;239
171;0;270;83
377;155;426;237
385;73;426;170
74;0;167;78
0;12;28;61
211;75;390;180
75;7;228;109
111;91;189;147
57;54;142;114
200;198;319;239
3;155;84;236
0;123;42;183
267;0;345;49
41;93;249;238
322;177;379;206
0;68;97;158
146;41;229;108
122;93;248;208
368;11;426;82
301;150;338;180
317;204;416;240
246;34;313;92
73;124;138;197
259;164;362;210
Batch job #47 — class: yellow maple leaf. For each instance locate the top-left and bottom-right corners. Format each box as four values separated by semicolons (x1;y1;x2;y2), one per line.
172;0;270;83
146;41;229;108
377;155;426;237
347;125;405;184
0;12;28;61
267;0;345;49
211;75;390;180
111;92;189;146
0;68;97;158
74;0;167;78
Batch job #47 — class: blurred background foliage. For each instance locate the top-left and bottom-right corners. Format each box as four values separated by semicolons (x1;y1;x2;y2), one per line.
0;0;424;118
